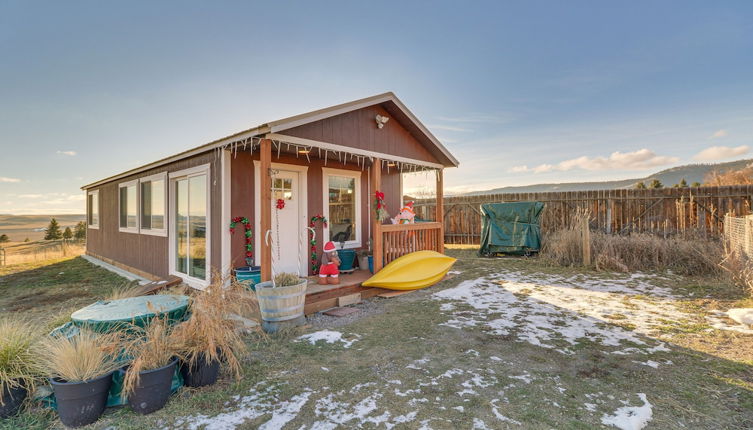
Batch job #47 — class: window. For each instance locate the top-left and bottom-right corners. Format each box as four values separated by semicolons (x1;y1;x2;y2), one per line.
272;178;293;200
140;174;166;235
170;165;210;285
322;168;361;248
87;190;99;228
119;180;138;232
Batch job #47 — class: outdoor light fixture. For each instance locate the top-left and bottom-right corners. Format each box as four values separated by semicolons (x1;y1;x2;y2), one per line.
298;148;310;154
387;162;396;167
375;114;390;129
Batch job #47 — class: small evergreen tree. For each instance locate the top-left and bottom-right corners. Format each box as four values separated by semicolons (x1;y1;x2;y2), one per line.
63;227;73;240
635;182;646;189
678;178;688;188
649;179;663;189
0;234;9;243
23;237;30;242
691;181;701;187
44;218;63;240
74;221;86;240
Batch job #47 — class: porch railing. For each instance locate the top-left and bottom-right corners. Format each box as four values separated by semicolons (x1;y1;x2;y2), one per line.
380;222;443;266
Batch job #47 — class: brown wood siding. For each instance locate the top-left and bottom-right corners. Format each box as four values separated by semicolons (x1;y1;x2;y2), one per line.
282;104;440;164
86;151;221;279
229;151;401;275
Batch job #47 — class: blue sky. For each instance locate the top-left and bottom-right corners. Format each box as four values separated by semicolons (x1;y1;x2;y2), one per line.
1;1;752;213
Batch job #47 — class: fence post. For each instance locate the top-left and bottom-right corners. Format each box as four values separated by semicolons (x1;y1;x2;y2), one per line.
582;216;591;266
0;248;4;266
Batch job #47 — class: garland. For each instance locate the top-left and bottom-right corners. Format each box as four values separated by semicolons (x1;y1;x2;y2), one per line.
229;216;253;260
375;190;389;222
308;214;328;274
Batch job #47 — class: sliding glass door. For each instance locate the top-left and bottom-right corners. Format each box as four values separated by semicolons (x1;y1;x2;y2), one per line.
174;173;207;281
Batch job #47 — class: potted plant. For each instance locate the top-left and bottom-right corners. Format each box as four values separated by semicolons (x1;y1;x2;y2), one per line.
336;241;356;272
121;317;178;415
173;275;253;387
37;329;124;428
256;272;308;333
357;239;372;272
0;319;39;419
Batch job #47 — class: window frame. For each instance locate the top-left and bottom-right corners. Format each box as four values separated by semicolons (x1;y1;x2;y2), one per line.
139;172;168;237
168;163;211;290
322;167;362;249
118;179;139;234
86;190;99;229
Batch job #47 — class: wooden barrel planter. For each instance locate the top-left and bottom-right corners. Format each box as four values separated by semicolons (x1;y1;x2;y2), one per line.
256;279;308;333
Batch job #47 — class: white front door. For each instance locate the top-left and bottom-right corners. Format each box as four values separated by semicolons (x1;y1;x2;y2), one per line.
269;170;300;274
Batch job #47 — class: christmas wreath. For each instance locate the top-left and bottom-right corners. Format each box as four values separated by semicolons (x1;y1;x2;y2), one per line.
308;214;328;274
229;216;253;261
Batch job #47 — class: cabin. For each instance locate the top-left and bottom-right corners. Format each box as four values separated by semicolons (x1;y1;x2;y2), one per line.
81;92;459;294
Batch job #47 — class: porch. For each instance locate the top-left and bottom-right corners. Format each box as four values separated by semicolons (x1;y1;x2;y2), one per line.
248;133;447;282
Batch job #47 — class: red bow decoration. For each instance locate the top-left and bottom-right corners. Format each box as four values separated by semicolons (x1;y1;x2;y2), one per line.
276;199;285;210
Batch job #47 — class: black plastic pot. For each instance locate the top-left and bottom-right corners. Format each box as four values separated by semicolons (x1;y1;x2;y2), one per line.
50;372;112;428
180;355;220;388
120;358;177;415
0;383;28;418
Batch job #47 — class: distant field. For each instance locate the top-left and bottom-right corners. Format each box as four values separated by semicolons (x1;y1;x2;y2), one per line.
0;214;85;242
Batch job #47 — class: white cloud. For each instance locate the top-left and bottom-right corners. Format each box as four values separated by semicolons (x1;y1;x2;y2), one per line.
514;149;678;174
693;145;749;161
509;165;531;173
709;129;728;139
57;150;77;156
0;177;21;183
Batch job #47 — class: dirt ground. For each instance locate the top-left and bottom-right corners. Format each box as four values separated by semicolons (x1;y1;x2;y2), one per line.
2;251;752;429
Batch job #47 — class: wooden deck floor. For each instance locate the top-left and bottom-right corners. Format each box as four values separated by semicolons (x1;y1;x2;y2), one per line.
304;270;389;315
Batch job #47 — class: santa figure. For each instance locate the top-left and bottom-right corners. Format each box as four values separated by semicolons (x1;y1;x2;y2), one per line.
391;201;416;225
318;241;341;285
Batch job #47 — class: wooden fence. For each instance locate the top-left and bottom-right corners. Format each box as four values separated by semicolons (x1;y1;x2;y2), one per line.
412;185;753;245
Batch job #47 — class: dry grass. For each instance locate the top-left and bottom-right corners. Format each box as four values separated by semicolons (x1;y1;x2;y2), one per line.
106;284;144;301
705;165;753;186
274;272;303;287
0;319;41;404
36;329;125;382
540;212;723;276
172;272;260;380
122;317;178;396
720;246;753;297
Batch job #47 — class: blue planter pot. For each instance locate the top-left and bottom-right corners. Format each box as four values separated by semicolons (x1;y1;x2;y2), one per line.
235;266;261;290
337;249;356;271
368;255;374;273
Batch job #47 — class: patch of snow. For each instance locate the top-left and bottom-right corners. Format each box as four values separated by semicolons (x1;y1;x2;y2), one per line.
601;393;653;430
406;357;430;370
632;360;660;368
491;399;522;425
452;406;465;412
473;418;491;429
296;330;360;348
321;367;330;372
584;402;597;412
706;309;753;334
434;271;685;355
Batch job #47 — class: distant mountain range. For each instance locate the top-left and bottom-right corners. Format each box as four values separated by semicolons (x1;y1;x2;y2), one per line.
464;158;753;195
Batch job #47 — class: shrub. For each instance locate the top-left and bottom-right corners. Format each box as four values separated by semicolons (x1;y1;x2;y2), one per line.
720;246;753;297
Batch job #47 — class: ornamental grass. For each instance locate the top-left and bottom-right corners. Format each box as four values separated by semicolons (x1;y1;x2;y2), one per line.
172;272;260;380
0;319;40;404
36;329;125;383
121;317;178;396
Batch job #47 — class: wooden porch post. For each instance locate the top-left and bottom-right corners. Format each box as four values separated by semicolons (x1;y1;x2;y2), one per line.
260;138;272;282
371;158;383;272
436;168;444;253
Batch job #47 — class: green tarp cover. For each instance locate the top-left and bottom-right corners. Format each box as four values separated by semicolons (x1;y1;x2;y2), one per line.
479;202;544;255
71;295;189;332
44;295;190;410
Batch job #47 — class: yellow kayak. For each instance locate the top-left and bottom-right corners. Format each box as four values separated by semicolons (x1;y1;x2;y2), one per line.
362;250;456;290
